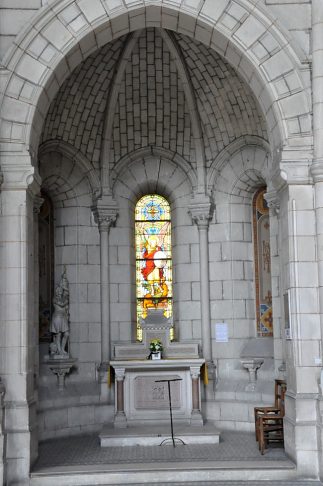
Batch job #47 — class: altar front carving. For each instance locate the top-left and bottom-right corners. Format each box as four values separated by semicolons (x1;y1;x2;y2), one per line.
110;359;205;428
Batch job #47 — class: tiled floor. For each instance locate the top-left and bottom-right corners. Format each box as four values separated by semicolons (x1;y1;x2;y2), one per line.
33;430;288;469
32;430;322;485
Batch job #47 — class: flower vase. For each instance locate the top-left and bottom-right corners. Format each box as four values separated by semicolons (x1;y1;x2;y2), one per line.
151;351;161;360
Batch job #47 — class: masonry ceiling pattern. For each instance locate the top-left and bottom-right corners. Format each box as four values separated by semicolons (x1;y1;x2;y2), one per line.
41;27;267;173
41;36;126;171
110;29;196;170
175;33;268;165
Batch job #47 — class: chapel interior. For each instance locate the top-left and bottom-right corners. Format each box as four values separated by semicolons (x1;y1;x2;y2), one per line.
1;2;323;484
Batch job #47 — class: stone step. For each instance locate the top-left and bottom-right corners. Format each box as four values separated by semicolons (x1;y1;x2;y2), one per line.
30;459;297;486
100;423;220;447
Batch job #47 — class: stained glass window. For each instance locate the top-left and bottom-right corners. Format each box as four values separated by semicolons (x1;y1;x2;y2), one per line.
135;195;172;340
253;188;273;337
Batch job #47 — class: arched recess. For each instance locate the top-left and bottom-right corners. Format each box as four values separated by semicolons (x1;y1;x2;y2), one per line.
111;153;198;343
38;145;101;382
209;141;282;376
0;0;311;168
208;135;270;195
111;146;198;194
39;140;100;199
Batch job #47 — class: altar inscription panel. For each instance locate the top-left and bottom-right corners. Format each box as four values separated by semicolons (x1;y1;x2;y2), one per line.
134;374;181;409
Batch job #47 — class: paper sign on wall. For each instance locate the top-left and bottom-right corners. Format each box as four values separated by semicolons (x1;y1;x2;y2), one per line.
215;323;228;342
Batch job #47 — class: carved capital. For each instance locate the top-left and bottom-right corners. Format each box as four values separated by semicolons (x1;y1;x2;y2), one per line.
190;366;201;380
33;195;44;214
92;195;118;232
114;367;126;381
96;211;117;232
279;161;312;186
0;157;41;194
0;377;5;403
310;159;323;183
264;190;280;216
188;194;214;228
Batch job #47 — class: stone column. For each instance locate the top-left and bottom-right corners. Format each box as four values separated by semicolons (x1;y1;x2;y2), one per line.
92;197;118;400
0;155;41;484
114;367;127;428
190;365;203;426
311;0;323;366
264;190;284;373
33;195;44;394
0;378;6;486
189;196;214;366
311;1;323;478
278;159;321;478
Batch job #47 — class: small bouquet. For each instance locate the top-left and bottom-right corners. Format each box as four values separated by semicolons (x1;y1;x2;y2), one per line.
149;339;163;359
149;339;163;353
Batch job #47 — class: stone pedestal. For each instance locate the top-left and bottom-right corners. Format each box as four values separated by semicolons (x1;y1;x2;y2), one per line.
0;378;5;485
46;358;77;391
241;358;264;391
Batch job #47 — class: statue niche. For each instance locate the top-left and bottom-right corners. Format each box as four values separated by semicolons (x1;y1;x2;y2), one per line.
49;267;70;358
45;267;77;390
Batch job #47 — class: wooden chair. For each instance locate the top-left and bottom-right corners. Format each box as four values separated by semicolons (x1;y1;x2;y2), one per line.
254;379;286;454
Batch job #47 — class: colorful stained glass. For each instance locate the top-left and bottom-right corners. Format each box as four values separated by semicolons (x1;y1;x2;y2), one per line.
253;188;273;337
135;195;172;340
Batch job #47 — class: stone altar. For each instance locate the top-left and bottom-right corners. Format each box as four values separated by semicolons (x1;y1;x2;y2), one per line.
109;358;205;428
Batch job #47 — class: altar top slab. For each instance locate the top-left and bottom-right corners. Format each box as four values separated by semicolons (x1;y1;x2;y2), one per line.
110;359;205;370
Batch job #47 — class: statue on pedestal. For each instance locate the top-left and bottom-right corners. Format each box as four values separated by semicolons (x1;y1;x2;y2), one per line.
49;267;70;358
46;267;77;390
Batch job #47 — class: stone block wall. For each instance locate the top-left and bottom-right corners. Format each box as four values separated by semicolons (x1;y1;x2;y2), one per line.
0;1;312;65
111;155;201;346
40;152;101;383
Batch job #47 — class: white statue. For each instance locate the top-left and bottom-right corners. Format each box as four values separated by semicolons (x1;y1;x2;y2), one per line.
50;268;70;358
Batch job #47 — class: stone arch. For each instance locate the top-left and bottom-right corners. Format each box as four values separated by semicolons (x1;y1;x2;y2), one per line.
208;136;270;194
0;0;311;167
113;150;194;228
112;146;197;196
39;140;101;199
210;140;280;348
211;140;270;202
112;150;196;340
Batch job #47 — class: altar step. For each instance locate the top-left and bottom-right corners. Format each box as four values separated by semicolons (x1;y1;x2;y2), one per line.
30;459;297;486
99;423;220;447
30;430;300;486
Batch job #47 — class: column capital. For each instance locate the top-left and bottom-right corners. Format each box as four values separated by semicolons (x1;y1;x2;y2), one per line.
0;153;41;194
279;160;312;186
188;194;214;228
114;367;126;381
33;195;44;214
190;366;201;380
264;190;280;216
92;195;118;232
310;159;323;183
274;145;313;187
0;377;5;400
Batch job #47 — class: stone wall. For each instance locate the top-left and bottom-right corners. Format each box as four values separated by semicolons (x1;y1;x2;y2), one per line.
0;0;321;483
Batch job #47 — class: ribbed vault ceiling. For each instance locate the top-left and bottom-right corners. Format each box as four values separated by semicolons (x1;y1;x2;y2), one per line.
41;28;268;173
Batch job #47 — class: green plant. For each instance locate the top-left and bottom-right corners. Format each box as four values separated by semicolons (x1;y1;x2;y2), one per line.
149;338;163;353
